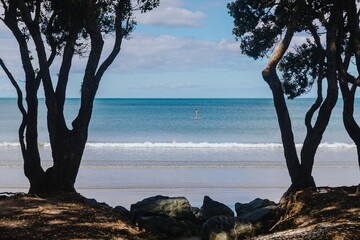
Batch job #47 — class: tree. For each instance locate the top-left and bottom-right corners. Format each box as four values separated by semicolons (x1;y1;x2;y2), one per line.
337;0;360;170
0;0;159;194
228;0;353;192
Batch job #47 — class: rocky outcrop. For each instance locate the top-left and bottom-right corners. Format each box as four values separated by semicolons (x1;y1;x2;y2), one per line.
129;195;279;239
235;198;278;223
130;195;200;237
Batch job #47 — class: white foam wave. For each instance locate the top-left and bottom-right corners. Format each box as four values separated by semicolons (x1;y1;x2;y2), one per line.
318;142;356;148
0;142;21;147
0;142;50;147
84;142;357;149
0;141;356;149
85;142;285;148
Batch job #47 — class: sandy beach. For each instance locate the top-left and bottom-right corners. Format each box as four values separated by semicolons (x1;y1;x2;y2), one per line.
1;164;358;210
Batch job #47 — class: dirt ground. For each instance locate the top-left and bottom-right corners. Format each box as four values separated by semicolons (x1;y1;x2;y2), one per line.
0;185;359;240
0;192;160;240
255;185;360;240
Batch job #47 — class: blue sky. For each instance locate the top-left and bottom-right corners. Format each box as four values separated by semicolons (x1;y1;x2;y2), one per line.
0;0;273;98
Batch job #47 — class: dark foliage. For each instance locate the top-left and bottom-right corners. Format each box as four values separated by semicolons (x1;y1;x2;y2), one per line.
279;40;323;99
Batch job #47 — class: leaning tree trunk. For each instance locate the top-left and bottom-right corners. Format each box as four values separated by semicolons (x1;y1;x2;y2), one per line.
340;82;360;168
339;0;360;169
263;69;302;189
262;5;303;191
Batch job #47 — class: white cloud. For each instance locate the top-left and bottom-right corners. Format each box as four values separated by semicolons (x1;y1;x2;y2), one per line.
109;33;251;74
135;0;206;27
136;7;206;27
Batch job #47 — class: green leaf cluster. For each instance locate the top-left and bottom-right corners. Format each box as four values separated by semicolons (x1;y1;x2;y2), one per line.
279;40;323;99
227;0;295;59
228;0;337;99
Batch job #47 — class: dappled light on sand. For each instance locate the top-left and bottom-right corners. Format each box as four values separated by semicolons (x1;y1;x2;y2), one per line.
257;185;360;239
0;192;159;240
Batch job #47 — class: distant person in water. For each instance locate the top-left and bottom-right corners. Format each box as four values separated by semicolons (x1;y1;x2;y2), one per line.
195;108;199;120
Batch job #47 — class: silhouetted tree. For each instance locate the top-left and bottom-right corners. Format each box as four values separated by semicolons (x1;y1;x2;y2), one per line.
228;0;357;193
337;0;360;170
0;0;159;194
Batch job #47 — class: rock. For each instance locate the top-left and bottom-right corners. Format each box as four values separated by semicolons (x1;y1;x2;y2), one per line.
238;205;277;223
137;216;175;235
235;198;276;217
200;196;234;221
137;215;200;237
84;198;98;207
130;195;195;221
114;205;131;219
235;198;277;223
171;220;201;237
130;195;199;237
201;215;254;240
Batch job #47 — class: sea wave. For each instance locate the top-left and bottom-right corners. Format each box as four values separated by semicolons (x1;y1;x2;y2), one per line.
0;142;21;147
0;141;357;149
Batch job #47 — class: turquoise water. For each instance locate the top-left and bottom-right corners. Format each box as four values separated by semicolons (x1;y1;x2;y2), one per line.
0;98;359;208
0;98;356;164
0;97;353;143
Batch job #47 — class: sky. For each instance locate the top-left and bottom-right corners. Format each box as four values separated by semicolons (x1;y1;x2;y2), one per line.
0;0;274;98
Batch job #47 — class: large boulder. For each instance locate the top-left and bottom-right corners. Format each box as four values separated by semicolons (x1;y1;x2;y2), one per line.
235;198;277;223
130;195;200;237
130;195;195;221
200;196;234;221
114;205;131;219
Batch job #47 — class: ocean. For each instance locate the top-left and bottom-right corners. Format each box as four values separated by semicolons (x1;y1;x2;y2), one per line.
0;98;359;208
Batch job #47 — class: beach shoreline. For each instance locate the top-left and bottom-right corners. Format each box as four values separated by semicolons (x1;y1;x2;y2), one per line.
0;185;359;239
1;164;359;210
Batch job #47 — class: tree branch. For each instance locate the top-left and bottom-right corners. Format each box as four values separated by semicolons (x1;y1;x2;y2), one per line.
34;0;41;25
0;58;27;157
261;0;306;186
0;0;8;13
72;0;104;130
95;8;123;82
55;28;78;115
15;0;56;100
304;21;324;132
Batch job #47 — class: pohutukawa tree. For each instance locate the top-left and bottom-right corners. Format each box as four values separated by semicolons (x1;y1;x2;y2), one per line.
228;0;360;193
0;0;159;194
338;0;360;170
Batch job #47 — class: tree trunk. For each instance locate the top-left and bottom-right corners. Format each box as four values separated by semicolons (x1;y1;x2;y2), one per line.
340;82;360;168
261;4;304;191
300;1;341;184
24;92;46;193
1;0;139;194
263;70;302;189
340;0;360;169
44;130;87;192
299;93;337;187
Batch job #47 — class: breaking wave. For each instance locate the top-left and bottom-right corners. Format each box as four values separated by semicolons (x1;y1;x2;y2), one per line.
0;141;357;149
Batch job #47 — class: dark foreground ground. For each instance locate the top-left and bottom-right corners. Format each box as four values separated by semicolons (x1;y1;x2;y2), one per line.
0;185;359;240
